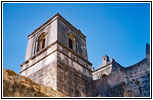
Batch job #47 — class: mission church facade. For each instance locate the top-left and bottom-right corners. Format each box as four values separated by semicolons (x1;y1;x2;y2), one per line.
20;13;150;97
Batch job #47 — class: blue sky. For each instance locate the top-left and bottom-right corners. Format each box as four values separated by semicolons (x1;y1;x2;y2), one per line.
3;3;150;74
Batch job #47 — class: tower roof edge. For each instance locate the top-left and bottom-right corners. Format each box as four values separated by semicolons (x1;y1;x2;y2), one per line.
28;13;86;39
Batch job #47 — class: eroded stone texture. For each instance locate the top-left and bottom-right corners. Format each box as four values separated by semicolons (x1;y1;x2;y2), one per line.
92;70;125;97
28;62;57;90
3;68;66;97
123;58;150;97
108;83;129;97
56;61;92;97
92;54;150;97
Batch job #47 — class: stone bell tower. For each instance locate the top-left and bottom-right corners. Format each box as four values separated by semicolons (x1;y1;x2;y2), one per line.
20;13;92;97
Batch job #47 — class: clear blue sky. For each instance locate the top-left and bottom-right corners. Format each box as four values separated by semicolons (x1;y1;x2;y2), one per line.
3;3;150;74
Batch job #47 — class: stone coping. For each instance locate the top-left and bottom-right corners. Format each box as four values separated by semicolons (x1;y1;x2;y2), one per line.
93;63;112;73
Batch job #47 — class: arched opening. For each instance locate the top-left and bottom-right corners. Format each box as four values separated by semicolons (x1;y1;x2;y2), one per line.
37;33;46;52
68;33;75;50
100;74;107;79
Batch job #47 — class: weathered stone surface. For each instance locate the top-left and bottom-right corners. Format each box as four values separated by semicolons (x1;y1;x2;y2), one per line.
108;83;129;97
28;62;57;90
92;56;150;97
92;70;125;97
56;61;92;97
3;68;66;97
57;18;88;60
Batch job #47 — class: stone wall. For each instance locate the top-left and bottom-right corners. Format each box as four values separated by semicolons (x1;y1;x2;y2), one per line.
25;17;58;61
56;46;92;96
92;59;123;80
92;57;150;97
28;61;57;90
3;68;66;97
20;50;58;90
21;43;57;75
92;63;112;80
56;61;92;97
108;83;129;97
57;43;92;76
122;58;150;97
92;70;125;97
57;18;88;60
